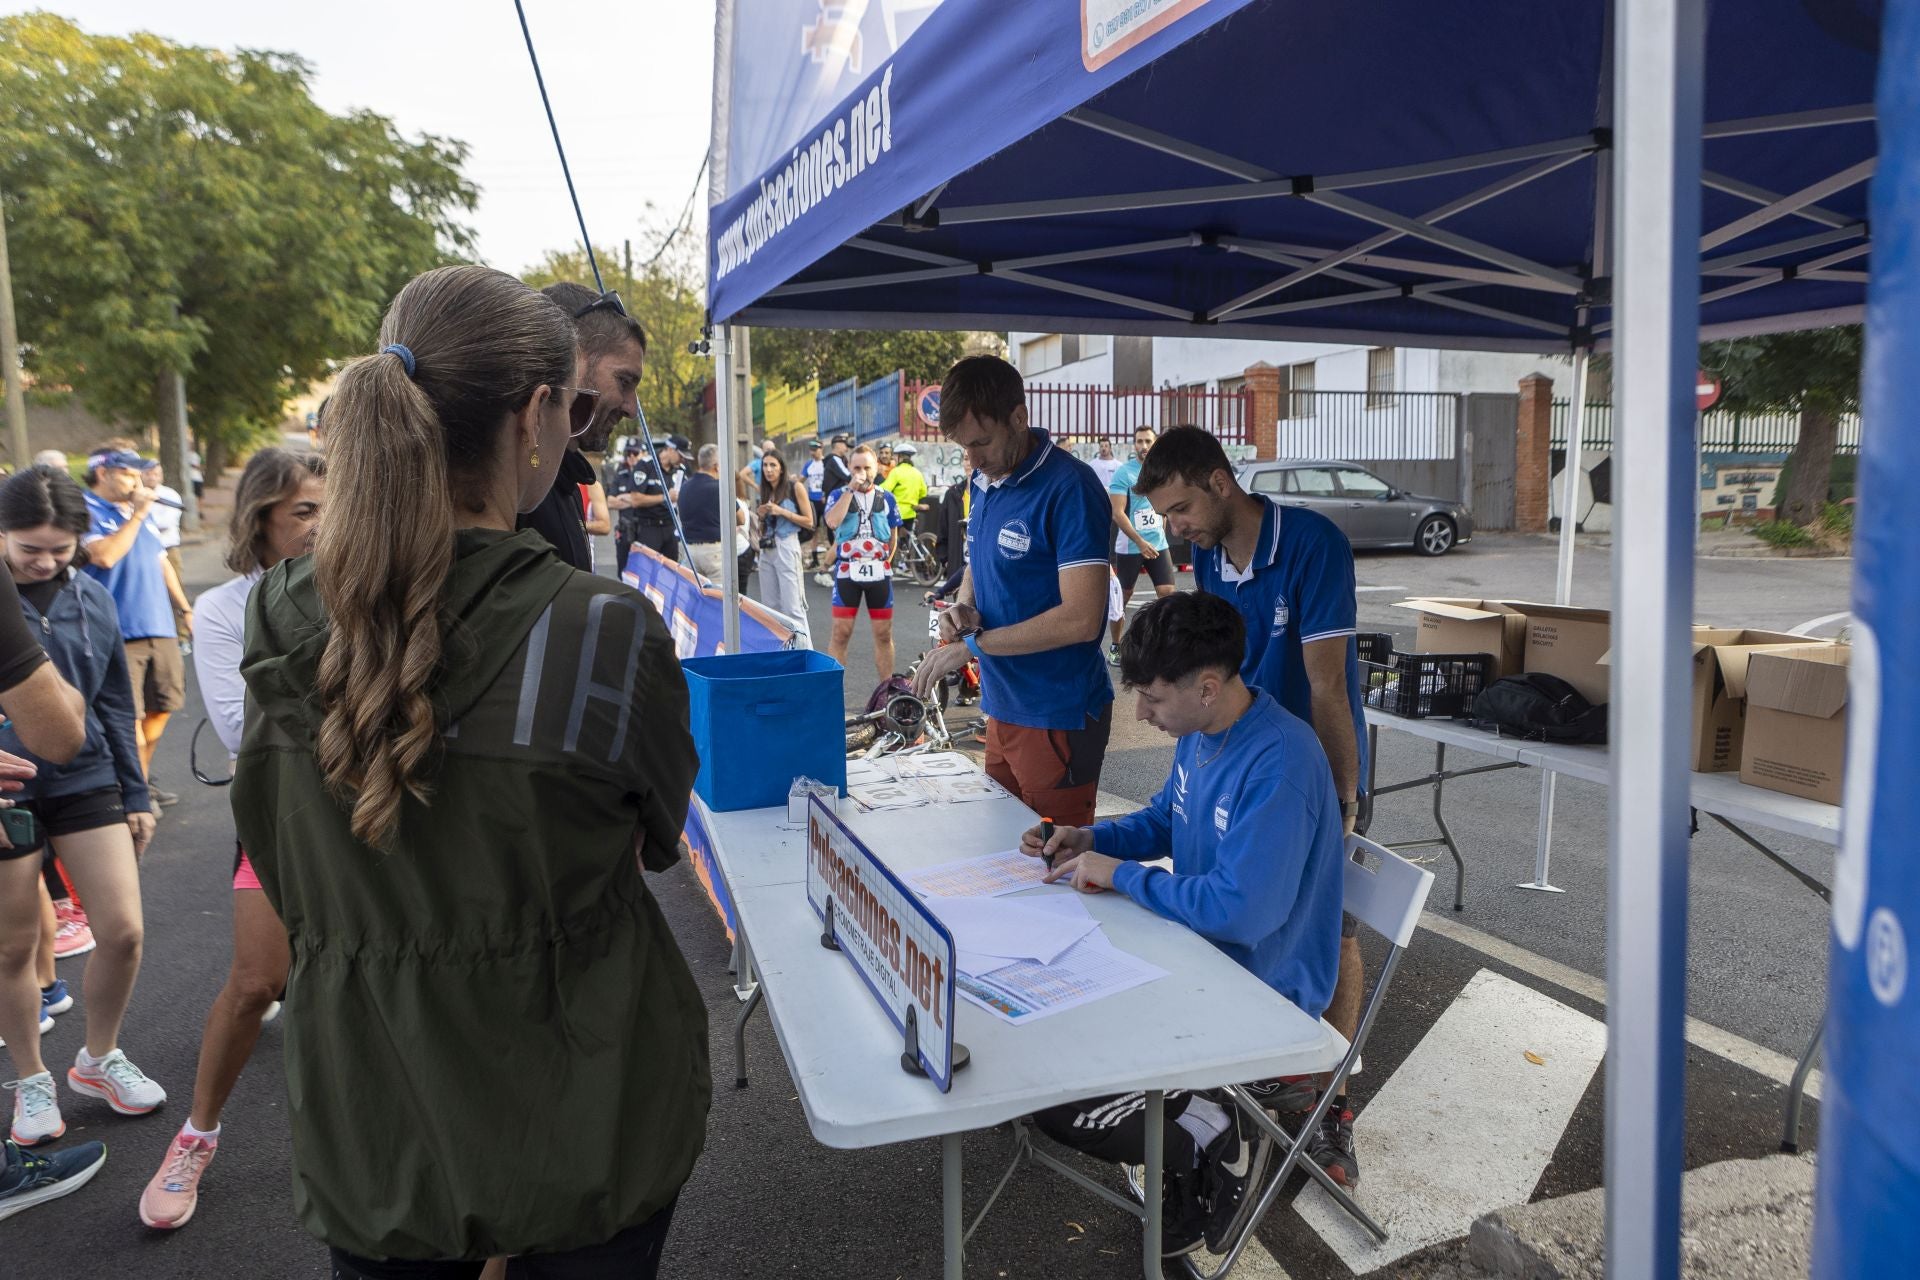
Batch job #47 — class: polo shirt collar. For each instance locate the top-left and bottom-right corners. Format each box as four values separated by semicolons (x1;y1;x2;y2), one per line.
1216;496;1284;584
971;428;1054;492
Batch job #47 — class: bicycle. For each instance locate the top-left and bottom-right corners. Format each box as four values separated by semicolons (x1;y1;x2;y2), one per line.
894;530;945;587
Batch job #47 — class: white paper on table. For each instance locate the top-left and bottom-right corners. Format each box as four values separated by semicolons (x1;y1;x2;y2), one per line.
955;933;1169;1024
907;848;1050;898
849;780;928;810
920;774;1006;804
928;895;1099;966
844;758;897;787
891;753;976;779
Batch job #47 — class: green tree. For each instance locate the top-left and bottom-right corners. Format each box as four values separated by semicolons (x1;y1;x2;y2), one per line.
0;14;475;475
521;217;706;438
751;327;968;390
1700;325;1862;524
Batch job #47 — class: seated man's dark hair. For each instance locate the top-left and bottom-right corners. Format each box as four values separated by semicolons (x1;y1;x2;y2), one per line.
939;355;1026;432
541;280;649;358
1135;425;1235;495
1118;591;1246;689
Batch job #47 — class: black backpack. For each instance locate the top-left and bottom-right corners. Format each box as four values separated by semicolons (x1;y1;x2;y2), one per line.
1471;673;1609;745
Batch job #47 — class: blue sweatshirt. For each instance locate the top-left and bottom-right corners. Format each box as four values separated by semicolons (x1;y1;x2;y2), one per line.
0;569;150;811
1092;689;1342;1016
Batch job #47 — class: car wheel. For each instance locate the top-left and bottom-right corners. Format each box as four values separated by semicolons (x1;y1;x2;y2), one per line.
1415;515;1455;556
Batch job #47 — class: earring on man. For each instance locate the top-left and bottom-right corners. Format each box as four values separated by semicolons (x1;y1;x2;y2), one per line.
531;445;541;469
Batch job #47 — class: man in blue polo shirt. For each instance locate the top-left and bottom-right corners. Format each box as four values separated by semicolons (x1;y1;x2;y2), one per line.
82;447;188;801
1136;425;1370;1190
910;356;1112;826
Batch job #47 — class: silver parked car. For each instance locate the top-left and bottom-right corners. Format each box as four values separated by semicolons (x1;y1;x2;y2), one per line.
1237;460;1473;556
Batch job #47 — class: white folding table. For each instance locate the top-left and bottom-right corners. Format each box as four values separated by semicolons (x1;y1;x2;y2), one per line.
1361;708;1838;1148
698;789;1346;1279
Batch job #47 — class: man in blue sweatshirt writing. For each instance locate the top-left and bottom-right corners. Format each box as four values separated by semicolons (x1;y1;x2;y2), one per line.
1022;591;1344;1256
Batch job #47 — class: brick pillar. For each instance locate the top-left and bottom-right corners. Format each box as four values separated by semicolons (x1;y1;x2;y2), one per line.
1515;372;1553;533
1244;362;1280;460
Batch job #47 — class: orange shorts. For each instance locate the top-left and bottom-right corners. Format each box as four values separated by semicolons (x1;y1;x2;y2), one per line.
982;704;1113;828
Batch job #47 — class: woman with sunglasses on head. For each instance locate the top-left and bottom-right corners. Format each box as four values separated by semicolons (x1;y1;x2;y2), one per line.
0;466;164;1149
753;450;814;647
230;266;707;1278
137;447;323;1230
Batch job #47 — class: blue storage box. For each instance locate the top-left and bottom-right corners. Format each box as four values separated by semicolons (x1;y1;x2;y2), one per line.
681;649;847;812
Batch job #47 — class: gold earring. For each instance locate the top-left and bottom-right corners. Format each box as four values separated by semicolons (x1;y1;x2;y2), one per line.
530;444;541;469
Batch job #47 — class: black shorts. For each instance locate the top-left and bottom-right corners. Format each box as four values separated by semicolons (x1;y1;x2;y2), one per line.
0;786;126;858
830;576;894;618
1112;550;1175;598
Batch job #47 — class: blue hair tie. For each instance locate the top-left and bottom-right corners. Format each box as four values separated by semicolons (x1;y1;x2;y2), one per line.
381;343;417;377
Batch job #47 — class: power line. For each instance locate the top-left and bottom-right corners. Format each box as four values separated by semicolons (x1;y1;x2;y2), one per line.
513;0;605;293
641;147;711;272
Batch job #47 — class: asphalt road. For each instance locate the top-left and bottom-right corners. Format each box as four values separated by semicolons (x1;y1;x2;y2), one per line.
8;527;1849;1278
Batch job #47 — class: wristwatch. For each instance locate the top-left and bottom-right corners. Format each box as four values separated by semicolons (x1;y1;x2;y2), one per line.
961;629;986;660
1340;798;1360;820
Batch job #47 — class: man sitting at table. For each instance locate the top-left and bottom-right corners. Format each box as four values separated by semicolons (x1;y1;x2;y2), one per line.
1020;591;1345;1257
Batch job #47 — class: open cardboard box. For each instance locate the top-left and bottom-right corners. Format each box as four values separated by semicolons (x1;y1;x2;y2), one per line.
1520;604;1612;705
1739;644;1851;806
1393;598;1528;677
1600;628;1820;772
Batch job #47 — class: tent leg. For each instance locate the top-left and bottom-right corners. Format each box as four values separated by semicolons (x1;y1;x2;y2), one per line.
1517;774;1567;893
1606;2;1703;1279
715;326;743;653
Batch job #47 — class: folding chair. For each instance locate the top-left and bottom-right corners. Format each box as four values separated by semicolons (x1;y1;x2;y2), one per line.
1178;834;1436;1280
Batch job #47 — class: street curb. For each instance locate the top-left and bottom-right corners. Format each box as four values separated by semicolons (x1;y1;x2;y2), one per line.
1467;1153;1817;1280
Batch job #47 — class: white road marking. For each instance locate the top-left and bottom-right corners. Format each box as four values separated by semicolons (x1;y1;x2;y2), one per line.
1354;585;1409;594
1295;968;1607;1270
1417;910;1821;1100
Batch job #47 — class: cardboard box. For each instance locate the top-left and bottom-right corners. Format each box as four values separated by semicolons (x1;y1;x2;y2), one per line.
1520;604;1612;704
1740;644;1850;806
1393;598;1528;677
1685;629;1821;773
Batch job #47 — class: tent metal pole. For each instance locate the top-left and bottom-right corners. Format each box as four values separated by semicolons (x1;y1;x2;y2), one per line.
1701;101;1873;138
1698;158;1876;251
715;327;743;653
1607;0;1703;1276
1699;171;1860;231
1699;224;1867;273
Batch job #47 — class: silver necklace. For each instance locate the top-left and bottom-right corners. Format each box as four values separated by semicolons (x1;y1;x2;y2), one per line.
1197;718;1237;768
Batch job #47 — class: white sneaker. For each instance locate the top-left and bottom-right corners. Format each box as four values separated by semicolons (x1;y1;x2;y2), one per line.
0;1012;55;1049
6;1072;64;1146
260;1001;282;1025
67;1047;166;1115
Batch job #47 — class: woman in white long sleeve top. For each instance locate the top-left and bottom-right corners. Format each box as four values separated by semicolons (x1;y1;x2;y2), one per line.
137;448;323;1230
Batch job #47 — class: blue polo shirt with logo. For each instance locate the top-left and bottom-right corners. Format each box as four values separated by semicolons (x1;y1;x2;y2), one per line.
81;490;176;640
1192;496;1368;789
966;430;1114;731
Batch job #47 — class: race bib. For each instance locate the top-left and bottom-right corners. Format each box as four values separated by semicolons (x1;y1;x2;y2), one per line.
848;558;888;583
1131;507;1162;534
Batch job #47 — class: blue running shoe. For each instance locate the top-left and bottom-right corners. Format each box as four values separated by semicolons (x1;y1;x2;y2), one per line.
41;980;72;1018
0;1136;107;1222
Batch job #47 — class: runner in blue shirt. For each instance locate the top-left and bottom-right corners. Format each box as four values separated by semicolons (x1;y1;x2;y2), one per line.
910;356;1113;827
1022;591;1344;1255
1134;425;1369;1189
1107;425;1176;664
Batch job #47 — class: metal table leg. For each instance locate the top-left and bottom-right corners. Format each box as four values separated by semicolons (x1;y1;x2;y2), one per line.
944;1132;965;1280
1782;1024;1823;1154
1142;1090;1166;1280
1369;741;1524;912
732;985;762;1089
733;930;759;1003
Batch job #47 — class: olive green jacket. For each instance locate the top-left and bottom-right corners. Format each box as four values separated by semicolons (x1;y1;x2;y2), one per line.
233;529;709;1260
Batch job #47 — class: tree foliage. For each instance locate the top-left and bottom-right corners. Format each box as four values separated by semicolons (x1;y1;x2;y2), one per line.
1699;325;1863;417
0;13;475;460
521;218;706;437
751;326;970;390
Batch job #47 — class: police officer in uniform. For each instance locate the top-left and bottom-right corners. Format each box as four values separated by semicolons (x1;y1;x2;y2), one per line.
609;434;689;570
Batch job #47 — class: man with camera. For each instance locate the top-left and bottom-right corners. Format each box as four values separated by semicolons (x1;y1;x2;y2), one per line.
821;444;901;687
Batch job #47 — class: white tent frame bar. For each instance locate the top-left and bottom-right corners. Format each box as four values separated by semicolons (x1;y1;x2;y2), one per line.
1302;189;1587;292
1699;157;1877;251
1701;170;1861;231
1698;241;1872;306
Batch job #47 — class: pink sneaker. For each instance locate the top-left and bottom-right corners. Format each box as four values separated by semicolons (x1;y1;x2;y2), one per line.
139;1130;217;1228
53;902;94;959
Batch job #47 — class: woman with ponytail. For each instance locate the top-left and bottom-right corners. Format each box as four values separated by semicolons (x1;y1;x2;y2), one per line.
230;265;708;1277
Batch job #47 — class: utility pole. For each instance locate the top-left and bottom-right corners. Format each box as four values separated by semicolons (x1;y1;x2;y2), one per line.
0;182;31;467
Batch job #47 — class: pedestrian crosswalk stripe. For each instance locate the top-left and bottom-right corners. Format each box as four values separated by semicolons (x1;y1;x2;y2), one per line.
1294;968;1606;1271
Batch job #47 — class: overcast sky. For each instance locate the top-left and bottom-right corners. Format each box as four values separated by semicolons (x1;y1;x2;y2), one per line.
18;1;718;277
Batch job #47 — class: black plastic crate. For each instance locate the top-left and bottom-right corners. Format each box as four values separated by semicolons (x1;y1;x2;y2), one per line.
1356;632;1395;666
1362;650;1495;720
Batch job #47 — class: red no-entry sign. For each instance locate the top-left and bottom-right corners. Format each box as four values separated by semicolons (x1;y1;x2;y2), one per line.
1696;371;1722;412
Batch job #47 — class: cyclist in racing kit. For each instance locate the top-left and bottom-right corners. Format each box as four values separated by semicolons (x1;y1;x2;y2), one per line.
822;444;901;687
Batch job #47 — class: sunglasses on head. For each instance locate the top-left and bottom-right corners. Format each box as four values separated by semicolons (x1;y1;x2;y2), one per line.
572;291;629;321
563;386;601;437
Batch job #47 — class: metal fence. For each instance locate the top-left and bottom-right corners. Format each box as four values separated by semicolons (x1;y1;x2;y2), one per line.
1274;390;1460;461
902;381;1251;445
1550;400;1863;455
817;376;858;441
855;371;903;441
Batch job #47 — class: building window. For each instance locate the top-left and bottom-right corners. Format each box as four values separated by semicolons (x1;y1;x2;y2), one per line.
1081;335;1110;359
1366;348;1395;406
1162;382;1206;427
1019;334;1063;376
1280;361;1315;419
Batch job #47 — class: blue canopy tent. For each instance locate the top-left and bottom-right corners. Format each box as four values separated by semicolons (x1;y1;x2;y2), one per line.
705;2;1893;1276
